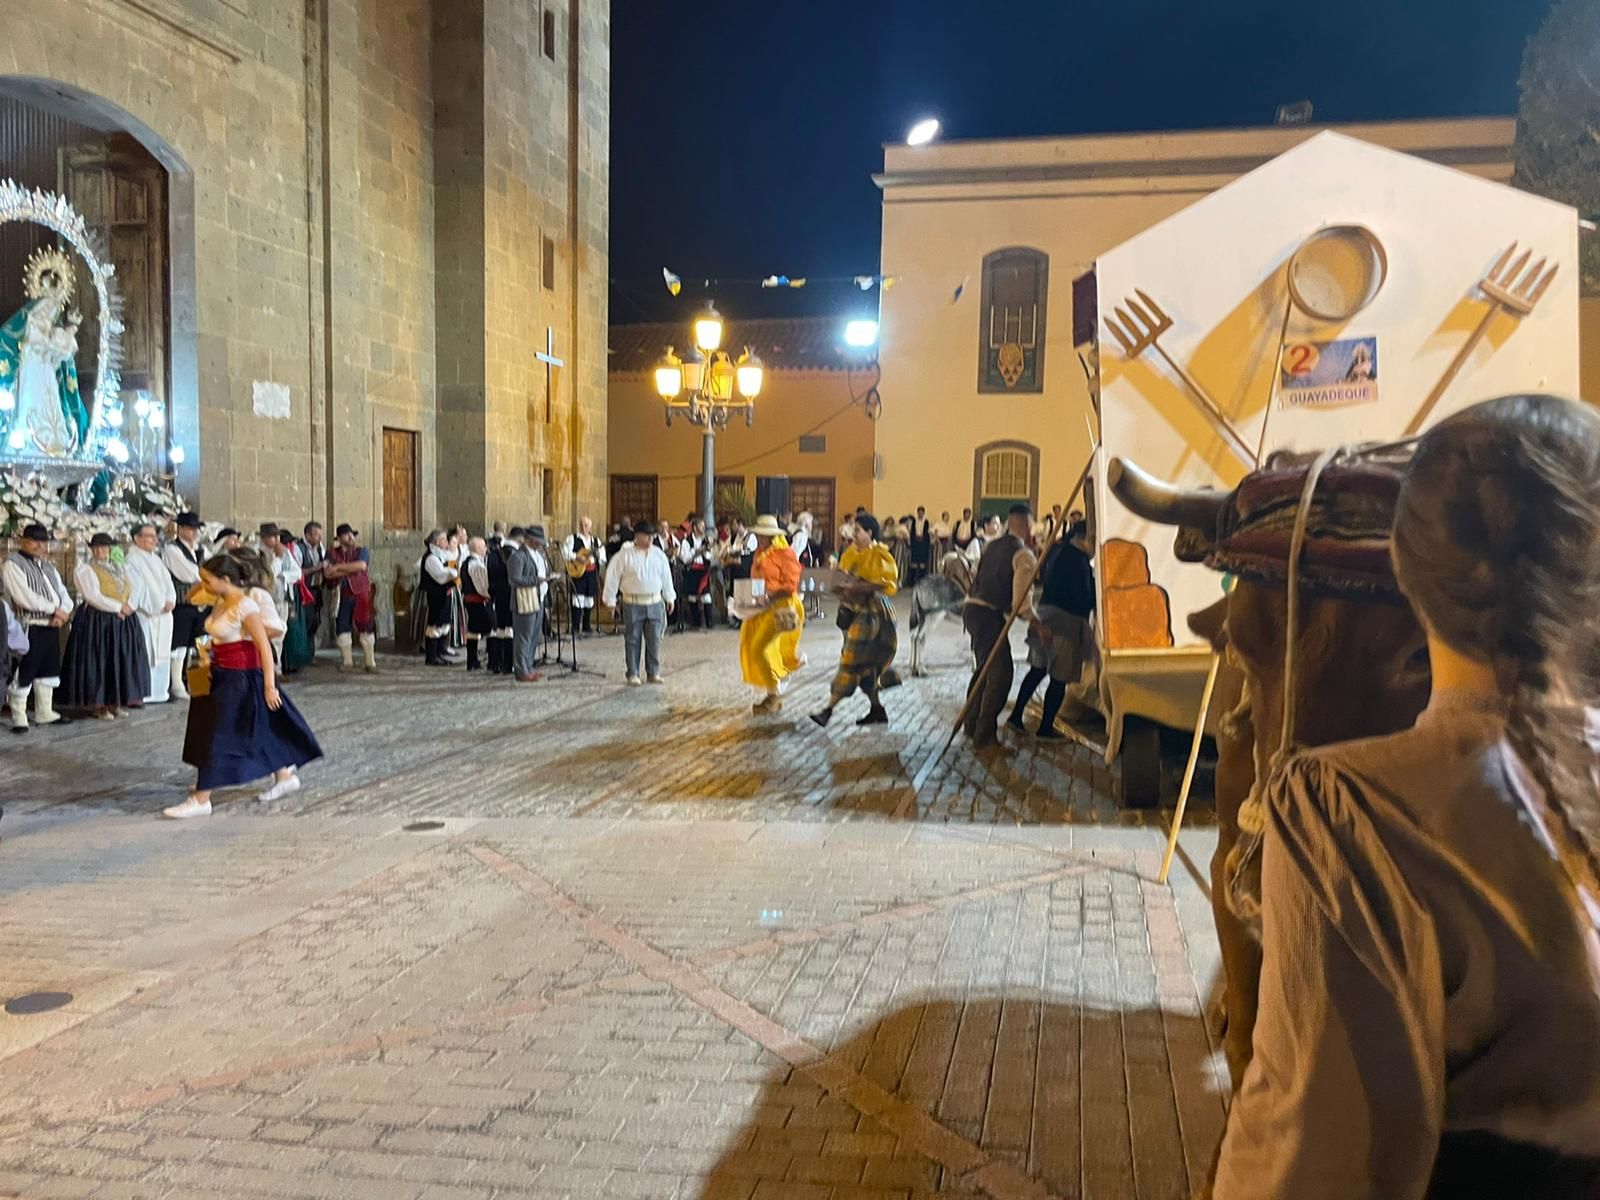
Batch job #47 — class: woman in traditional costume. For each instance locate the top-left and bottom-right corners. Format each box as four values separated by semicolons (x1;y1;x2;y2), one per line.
163;552;319;819
740;515;806;715
810;515;901;729
1213;394;1600;1198
60;533;149;719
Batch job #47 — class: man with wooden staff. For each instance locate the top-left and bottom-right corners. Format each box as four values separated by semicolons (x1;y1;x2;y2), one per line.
961;503;1042;749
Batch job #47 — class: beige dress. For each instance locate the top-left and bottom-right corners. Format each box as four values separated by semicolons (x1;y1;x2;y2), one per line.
1214;690;1600;1200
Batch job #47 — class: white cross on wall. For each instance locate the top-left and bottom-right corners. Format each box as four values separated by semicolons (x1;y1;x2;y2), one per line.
536;327;564;422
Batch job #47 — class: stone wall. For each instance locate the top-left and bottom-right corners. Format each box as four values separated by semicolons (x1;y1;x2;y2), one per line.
2;0;608;636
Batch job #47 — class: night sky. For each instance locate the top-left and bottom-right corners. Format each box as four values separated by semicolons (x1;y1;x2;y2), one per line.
609;0;1553;324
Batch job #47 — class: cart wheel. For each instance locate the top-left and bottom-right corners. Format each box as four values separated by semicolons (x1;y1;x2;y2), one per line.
1119;717;1163;810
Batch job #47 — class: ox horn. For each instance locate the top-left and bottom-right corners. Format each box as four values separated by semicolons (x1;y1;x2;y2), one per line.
1107;456;1228;530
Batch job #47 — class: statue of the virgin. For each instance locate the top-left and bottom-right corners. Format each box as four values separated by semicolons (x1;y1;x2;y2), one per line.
0;247;90;459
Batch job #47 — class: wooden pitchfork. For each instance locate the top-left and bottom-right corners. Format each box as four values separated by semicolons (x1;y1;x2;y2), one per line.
1404;244;1559;436
1105;291;1256;468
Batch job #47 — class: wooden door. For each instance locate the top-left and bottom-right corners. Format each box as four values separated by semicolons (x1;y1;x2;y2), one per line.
788;477;835;556
60;137;168;448
609;474;658;526
383;428;419;530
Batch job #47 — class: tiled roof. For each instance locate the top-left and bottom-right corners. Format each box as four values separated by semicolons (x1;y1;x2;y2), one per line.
608;317;871;374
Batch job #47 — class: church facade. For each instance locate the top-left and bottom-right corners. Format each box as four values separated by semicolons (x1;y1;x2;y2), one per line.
2;0;610;612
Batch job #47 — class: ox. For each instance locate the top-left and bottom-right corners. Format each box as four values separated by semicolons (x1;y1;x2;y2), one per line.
1110;453;1433;1089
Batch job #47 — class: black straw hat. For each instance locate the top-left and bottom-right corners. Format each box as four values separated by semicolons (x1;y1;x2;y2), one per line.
176;512;202;529
20;523;51;542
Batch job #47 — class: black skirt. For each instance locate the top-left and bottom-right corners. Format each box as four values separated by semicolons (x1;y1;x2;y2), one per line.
60;608;150;709
183;665;323;789
171;603;208;654
15;624;63;689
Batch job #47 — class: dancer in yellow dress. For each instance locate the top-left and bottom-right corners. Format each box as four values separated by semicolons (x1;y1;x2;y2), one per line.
810;515;902;728
740;515;806;714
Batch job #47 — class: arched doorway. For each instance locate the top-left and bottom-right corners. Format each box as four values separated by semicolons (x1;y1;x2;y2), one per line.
0;77;195;485
973;439;1040;520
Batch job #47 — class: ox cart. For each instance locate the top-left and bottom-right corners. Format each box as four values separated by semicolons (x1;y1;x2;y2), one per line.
1080;130;1579;808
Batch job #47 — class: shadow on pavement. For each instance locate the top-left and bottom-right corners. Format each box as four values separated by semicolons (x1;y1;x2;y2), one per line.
697;993;1226;1200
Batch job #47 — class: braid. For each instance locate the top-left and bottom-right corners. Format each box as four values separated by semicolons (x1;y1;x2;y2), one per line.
1396;394;1600;906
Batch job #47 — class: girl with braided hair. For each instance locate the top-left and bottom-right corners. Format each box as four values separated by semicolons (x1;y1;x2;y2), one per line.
1214;394;1600;1200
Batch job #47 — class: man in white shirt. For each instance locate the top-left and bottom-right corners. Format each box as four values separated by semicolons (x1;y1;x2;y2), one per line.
162;511;209;699
602;522;676;686
677;518;714;629
419;529;459;667
259;523;302;662
125;521;177;702
563;516;606;636
4;523;75;732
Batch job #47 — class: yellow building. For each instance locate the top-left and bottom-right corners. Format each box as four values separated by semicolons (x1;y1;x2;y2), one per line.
607;318;878;553
871;118;1526;517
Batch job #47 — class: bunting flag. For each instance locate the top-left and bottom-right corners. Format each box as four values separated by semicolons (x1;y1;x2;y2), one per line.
627;271;900;296
951;275;970;305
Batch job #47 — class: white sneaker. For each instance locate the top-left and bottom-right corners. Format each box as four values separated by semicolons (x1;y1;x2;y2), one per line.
259;774;303;802
646;674;664;684
625;675;642;686
162;797;212;820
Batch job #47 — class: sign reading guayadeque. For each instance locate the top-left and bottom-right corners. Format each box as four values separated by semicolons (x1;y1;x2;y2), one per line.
1280;336;1379;408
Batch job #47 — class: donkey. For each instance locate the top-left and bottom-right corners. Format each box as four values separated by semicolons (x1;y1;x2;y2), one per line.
908;552;974;676
1110;454;1432;1089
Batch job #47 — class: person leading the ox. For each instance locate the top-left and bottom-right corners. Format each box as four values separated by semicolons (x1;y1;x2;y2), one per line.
563;516;605;636
162;511;209;699
325;523;376;673
962;504;1041;749
740;515;806;715
810;515;901;729
125;521;176;703
61;531;150;719
3;522;75;733
1213;394;1600;1199
602;521;675;686
164;553;323;820
1008;519;1095;740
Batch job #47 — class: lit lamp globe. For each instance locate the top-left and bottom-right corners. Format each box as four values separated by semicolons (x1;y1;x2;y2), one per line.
735;350;764;399
693;304;724;354
654;348;684;400
169;445;187;466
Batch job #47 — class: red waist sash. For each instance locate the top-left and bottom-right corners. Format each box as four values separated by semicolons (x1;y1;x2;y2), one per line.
211;641;261;670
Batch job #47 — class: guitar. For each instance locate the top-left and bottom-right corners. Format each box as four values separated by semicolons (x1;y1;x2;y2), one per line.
565;541;595;579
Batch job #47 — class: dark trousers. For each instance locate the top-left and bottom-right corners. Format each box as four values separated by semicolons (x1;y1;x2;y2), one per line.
962;606;1012;744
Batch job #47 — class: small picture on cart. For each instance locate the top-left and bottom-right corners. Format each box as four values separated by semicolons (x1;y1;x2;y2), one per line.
1280;336;1379;407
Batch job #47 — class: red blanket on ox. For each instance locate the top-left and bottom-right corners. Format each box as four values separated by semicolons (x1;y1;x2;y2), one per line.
1183;450;1409;604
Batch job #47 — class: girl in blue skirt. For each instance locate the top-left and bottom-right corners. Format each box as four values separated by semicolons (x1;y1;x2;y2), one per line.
164;553;323;819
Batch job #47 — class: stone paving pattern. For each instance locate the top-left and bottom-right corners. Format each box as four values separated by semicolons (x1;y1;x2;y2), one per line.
0;623;1226;1199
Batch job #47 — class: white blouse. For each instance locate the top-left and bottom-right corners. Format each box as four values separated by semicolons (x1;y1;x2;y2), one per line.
205;591;286;644
73;562;131;614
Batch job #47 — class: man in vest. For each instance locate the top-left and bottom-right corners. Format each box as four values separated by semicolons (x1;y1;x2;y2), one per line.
961;503;1041;749
507;526;549;682
3;523;75;732
162;511;210;699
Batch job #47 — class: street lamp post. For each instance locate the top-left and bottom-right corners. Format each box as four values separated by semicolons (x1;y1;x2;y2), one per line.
654;304;765;534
